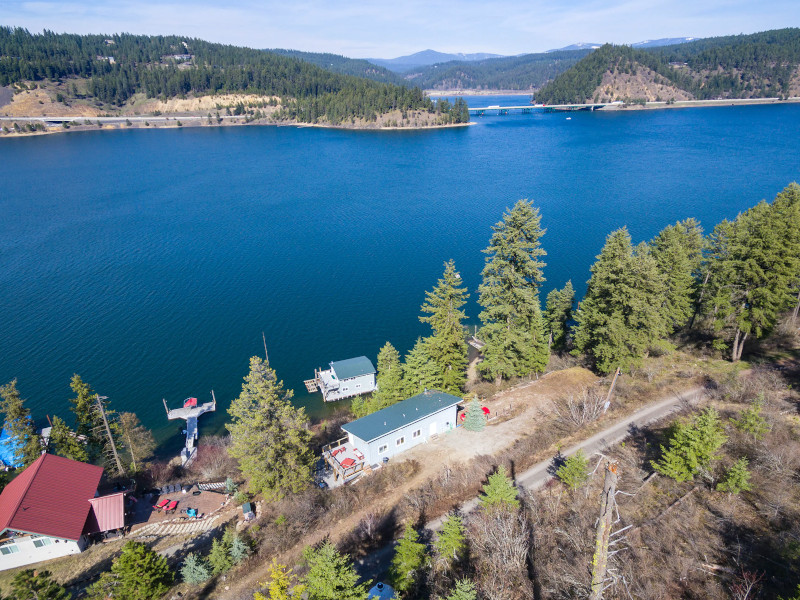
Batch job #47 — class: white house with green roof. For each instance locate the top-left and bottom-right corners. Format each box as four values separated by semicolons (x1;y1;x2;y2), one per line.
339;390;461;467
305;356;376;402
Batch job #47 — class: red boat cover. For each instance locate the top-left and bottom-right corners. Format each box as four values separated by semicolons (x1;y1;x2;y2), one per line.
184;397;198;408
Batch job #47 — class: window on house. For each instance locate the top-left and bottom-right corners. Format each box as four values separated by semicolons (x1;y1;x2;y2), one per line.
32;536;53;548
396;436;405;446
0;544;19;555
412;429;421;438
378;444;388;453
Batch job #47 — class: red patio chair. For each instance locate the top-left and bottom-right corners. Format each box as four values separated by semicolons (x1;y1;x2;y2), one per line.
165;500;178;514
341;458;356;468
153;498;169;511
353;448;364;460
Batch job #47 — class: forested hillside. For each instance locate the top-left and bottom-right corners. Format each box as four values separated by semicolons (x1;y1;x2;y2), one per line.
405;49;590;91
0;27;470;125
269;49;405;85
535;28;800;104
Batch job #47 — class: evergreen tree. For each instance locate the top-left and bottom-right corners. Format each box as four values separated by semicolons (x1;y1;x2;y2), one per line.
543;280;575;349
181;553;211;584
69;375;124;472
478;466;519;511
227;356;314;500
229;535;250;564
572;229;668;373
556;450;590;490
0;379;40;467
419;260;470;394
433;513;466;569
208;537;233;575
48;416;88;462
402;337;443;395
462;396;486;432
389;523;428;597
716;457;752;495
255;560;305;600
118;412;156;472
478;200;549;382
8;570;69;600
731;395;770;441
352;342;405;417
109;541;173;600
446;579;478;600
769;183;800;322
650;218;704;330
302;542;369;600
652;408;728;482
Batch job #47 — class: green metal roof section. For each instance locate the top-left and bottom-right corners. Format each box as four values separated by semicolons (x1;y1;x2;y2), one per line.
342;390;462;443
330;356;376;380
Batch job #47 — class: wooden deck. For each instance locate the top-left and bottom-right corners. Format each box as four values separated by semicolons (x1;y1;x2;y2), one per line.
322;436;366;484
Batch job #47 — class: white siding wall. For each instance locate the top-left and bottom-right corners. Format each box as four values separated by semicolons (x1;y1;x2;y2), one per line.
0;535;85;571
337;373;376;397
356;405;458;466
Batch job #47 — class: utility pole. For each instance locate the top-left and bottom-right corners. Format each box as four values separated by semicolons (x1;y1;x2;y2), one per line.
96;395;124;476
589;462;619;600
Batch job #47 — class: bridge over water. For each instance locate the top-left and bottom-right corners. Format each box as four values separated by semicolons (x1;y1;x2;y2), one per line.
468;103;607;115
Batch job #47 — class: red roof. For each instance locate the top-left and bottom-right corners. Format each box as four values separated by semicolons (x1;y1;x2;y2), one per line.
84;492;125;534
0;454;103;541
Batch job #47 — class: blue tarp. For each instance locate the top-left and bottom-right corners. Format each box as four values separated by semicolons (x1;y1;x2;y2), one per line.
0;426;22;468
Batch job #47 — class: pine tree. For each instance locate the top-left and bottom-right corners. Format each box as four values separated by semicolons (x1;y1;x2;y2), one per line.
110;541;173;600
446;579;478;600
181;553;211;584
118;412;156;472
9;570;69;600
227;356;313;500
69;375;124;472
731;395;770;441
652;408;728;482
352;342;405;417
716;457;752;495
433;513;466;568
255;559;305;600
0;379;40;467
478;200;549;382
419;260;470;394
302;542;369;600
69;374;97;441
771;184;800;323
208;537;233;575
462;396;485;432
403;337;443;395
650;219;704;331
572;229;668;373
543;280;575;350
229;535;250;564
389;522;428;597
479;465;519;511
48;416;88;462
556;450;589;490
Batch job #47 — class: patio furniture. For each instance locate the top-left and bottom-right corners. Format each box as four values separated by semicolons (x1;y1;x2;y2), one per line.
186;508;198;518
341;458;356;468
353;448;364;460
165;500;178;514
153;498;169;511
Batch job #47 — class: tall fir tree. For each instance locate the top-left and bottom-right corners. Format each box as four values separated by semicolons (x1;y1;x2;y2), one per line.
68;374;123;471
419;260;470;394
478;465;519;511
117;412;156;473
389;523;428;597
572;229;668;373
352;342;405;417
433;513;467;569
478;200;549;382
403;337;444;395
227;356;313;500
650;218;704;331
652;407;727;482
48;416;89;462
302;542;369;600
462;396;486;432
108;541;173;600
769;183;800;323
0;379;40;467
543;280;575;350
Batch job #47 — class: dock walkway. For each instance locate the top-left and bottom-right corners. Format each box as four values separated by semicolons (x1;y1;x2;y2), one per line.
164;394;216;465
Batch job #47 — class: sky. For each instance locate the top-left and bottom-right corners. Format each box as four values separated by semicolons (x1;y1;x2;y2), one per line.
2;0;797;58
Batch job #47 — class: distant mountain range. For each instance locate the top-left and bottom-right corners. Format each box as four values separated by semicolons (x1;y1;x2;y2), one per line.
366;50;504;72
547;38;695;52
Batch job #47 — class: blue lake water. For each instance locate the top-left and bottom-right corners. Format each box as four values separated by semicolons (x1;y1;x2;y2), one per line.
1;96;799;447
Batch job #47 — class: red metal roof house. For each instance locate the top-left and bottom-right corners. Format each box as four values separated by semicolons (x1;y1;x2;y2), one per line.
0;454;122;571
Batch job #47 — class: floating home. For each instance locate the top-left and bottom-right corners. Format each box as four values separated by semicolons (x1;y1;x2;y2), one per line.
322;390;461;482
305;356;377;402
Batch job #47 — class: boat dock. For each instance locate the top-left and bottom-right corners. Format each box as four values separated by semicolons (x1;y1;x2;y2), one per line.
163;393;216;466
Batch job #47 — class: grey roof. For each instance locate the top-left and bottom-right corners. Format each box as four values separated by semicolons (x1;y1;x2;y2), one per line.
342;390;462;443
330;356;375;380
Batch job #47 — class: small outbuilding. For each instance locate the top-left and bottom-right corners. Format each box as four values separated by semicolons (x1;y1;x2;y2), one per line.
305;356;377;402
337;390;461;469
